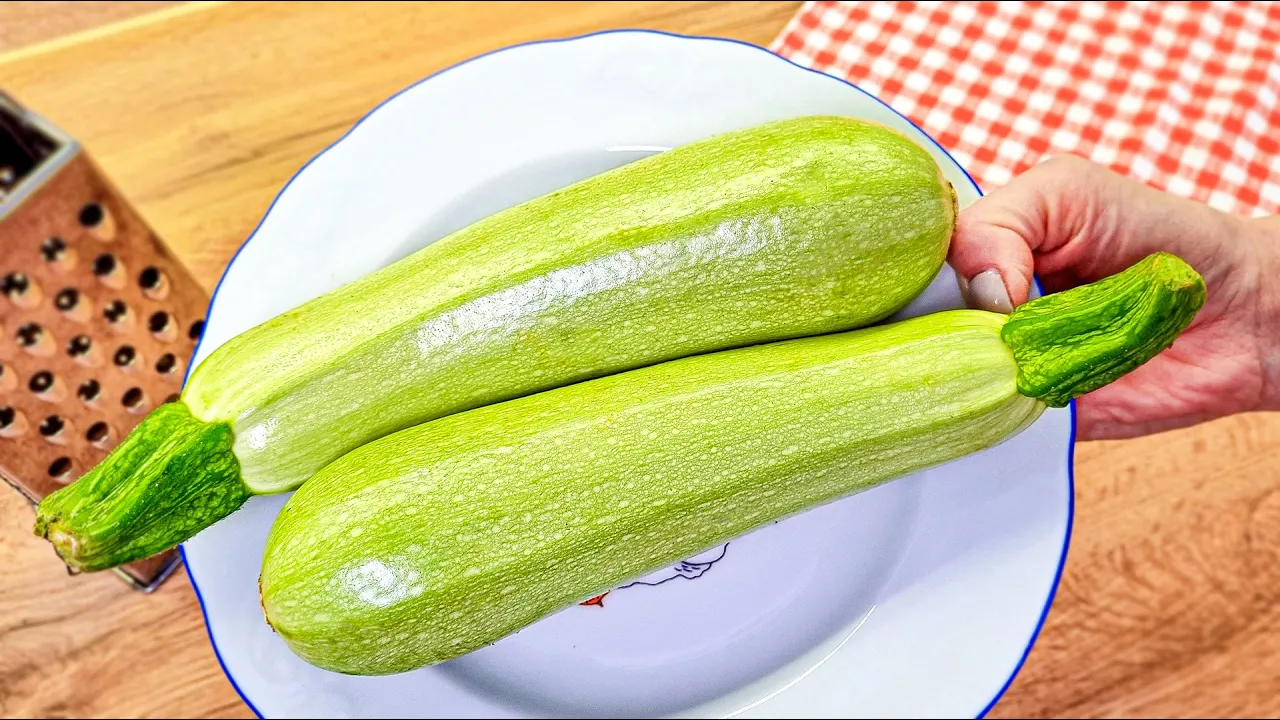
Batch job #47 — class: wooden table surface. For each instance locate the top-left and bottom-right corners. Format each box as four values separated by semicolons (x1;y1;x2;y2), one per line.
1;2;1277;718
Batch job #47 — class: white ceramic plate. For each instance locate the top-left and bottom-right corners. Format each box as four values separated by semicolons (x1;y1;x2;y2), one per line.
181;30;1074;720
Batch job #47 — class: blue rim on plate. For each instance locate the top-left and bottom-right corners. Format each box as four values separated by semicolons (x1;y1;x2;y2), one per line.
178;28;1076;720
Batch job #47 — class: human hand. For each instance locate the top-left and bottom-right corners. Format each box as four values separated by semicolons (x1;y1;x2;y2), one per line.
948;155;1279;440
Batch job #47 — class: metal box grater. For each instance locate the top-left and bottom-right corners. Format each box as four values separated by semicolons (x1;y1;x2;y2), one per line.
0;91;209;591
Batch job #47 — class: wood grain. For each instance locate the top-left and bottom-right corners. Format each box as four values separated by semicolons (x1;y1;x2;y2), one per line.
0;1;180;53
0;3;800;718
989;414;1280;719
1;2;1278;719
0;0;803;293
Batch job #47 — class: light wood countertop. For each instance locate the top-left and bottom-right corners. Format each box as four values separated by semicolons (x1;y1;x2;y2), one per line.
1;3;1276;718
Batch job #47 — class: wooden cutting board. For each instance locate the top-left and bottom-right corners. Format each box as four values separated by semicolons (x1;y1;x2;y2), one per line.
1;2;1277;718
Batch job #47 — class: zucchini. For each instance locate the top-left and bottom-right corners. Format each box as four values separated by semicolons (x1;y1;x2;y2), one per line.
260;252;1204;675
34;115;956;572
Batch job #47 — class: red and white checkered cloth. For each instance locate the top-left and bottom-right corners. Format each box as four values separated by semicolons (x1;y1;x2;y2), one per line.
771;1;1280;216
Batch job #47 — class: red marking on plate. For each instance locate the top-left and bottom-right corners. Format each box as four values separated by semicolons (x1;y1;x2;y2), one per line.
580;592;609;607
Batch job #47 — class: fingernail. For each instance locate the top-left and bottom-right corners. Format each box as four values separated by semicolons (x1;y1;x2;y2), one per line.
954;269;970;300
967;269;1014;314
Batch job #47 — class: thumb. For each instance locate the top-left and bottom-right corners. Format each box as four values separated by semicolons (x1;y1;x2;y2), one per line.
947;162;1067;311
949;154;1247;315
949;204;1037;312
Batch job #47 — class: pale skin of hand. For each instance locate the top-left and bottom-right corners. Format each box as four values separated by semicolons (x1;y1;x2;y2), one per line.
948;155;1280;441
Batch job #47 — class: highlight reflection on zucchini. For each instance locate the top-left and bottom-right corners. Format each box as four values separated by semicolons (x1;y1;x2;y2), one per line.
35;115;957;572
260;253;1203;676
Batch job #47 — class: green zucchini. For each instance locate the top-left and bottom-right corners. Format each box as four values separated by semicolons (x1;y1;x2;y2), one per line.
260;252;1204;676
34;115;956;572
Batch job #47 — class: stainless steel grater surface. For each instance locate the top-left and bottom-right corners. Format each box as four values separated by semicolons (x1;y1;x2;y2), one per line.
0;91;209;591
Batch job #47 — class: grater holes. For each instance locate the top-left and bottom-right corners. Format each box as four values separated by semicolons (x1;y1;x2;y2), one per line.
93;253;116;276
28;370;53;394
55;287;79;310
148;311;176;342
55;288;92;323
164;393;180;404
38;414;65;438
104;299;129;324
138;266;161;289
41;236;68;262
0;406;28;438
113;345;137;367
139;266;169;299
3;272;40;308
3;271;29;295
93;253;125;288
16;322;53;356
189;319;205;341
122;387;146;412
79;203;104;228
77;379;101;403
27;370;65;402
27;368;64;404
66;334;100;367
16;323;40;345
155;353;179;375
41;237;77;273
81;202;117;242
86;421;111;446
48;457;72;481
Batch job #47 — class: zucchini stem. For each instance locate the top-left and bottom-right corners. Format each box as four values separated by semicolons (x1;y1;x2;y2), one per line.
33;402;248;572
1001;252;1207;407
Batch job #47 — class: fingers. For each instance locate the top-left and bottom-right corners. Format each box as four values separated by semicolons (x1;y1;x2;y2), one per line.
1247;218;1280;411
951;156;1273;440
950;203;1037;309
948;156;1094;309
950;154;1252;314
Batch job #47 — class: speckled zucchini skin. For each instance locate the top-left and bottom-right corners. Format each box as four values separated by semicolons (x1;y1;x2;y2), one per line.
36;115;955;572
259;253;1205;676
192;114;955;494
261;310;1042;675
